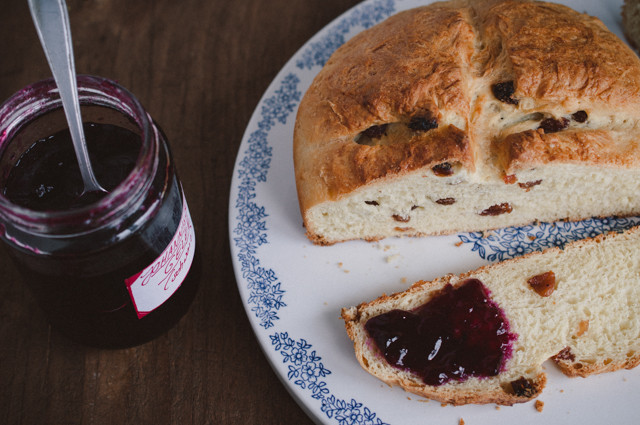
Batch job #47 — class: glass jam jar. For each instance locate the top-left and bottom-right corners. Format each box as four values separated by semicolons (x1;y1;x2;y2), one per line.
0;75;200;348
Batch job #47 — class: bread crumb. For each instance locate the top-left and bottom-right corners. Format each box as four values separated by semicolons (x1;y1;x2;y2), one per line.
455;240;464;247
401;277;408;284
495;405;501;410
386;254;401;263
336;262;349;273
441;403;448;407
373;243;396;252
407;396;411;400
418;399;429;403
459;419;465;425
535;400;544;412
559;389;564;393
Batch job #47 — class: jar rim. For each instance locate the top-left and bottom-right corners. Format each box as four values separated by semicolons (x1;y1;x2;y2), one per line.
0;75;156;236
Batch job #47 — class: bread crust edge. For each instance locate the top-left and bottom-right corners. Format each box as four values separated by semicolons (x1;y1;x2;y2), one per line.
341;227;640;404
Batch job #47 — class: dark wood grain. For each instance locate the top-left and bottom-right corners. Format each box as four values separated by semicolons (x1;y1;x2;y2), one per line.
0;1;360;424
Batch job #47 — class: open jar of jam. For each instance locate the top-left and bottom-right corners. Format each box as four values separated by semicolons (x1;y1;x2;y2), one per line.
0;75;200;348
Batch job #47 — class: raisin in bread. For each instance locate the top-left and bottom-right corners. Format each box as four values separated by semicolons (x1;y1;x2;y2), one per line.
624;0;640;50
341;227;640;405
294;0;640;245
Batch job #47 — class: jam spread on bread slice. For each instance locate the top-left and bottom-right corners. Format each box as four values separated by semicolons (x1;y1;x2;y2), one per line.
365;279;516;386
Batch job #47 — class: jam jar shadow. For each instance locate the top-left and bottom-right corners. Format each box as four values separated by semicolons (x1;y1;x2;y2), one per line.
0;76;201;348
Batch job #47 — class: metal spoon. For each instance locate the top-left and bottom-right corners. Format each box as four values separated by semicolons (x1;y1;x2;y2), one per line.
28;0;107;195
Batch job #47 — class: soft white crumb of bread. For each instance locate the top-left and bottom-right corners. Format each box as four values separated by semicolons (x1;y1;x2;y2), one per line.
307;163;640;244
305;89;640;244
342;227;640;405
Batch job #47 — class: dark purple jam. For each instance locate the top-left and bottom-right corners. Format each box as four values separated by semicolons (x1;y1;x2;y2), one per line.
0;121;200;348
364;279;516;386
3;123;138;210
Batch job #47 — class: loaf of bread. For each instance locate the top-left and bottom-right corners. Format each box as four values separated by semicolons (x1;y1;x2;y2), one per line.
294;0;640;245
624;0;640;50
341;227;640;405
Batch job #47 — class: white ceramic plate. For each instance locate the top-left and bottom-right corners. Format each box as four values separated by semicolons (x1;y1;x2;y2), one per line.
229;1;640;423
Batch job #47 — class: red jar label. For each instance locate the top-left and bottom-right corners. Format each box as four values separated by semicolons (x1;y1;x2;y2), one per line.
125;198;196;318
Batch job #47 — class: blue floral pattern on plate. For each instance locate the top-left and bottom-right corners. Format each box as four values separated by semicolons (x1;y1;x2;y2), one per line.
271;332;389;425
457;217;640;262
233;73;301;329
233;1;396;423
296;0;396;69
231;0;636;423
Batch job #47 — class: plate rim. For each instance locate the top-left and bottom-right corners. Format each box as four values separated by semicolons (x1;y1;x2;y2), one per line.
228;1;637;424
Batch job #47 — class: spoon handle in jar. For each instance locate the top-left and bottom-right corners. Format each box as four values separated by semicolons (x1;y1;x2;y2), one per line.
27;0;107;195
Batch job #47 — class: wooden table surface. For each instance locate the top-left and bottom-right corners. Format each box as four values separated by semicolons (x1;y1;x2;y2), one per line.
0;1;360;423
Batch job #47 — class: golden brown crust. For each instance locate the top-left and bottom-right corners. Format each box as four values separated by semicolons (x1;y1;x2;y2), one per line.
294;1;476;213
319;125;470;198
300;1;474;137
294;0;640;240
498;128;640;173
477;0;640;105
552;349;640;377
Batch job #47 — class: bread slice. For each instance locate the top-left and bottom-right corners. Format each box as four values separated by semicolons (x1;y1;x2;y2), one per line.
341;227;640;405
294;0;640;245
624;0;640;50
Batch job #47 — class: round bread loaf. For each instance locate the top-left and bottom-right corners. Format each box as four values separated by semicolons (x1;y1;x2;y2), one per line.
294;0;640;245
